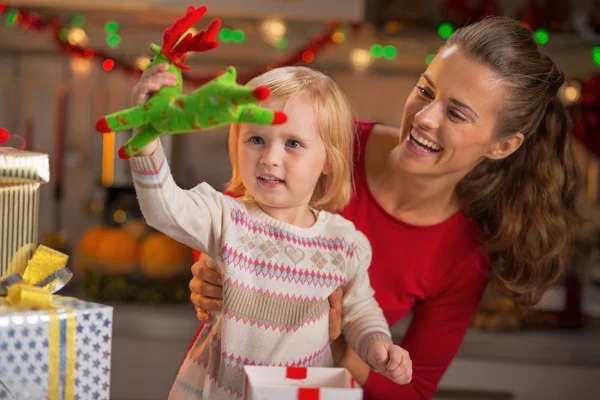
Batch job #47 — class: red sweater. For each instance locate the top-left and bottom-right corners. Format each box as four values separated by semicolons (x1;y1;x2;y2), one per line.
343;122;489;399
191;121;489;399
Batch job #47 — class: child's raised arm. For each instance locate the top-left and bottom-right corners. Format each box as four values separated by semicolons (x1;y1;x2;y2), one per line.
129;141;227;259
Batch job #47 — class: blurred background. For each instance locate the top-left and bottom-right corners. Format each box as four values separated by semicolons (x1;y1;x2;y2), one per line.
1;0;600;399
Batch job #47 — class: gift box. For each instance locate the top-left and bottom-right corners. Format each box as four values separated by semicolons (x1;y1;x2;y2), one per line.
0;147;50;277
243;366;363;400
0;296;114;400
1;146;114;399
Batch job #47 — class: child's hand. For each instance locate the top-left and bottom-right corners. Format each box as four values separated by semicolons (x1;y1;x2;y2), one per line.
367;341;412;384
131;64;179;106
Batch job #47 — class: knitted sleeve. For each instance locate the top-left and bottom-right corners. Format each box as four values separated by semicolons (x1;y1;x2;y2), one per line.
340;231;393;363
129;141;226;259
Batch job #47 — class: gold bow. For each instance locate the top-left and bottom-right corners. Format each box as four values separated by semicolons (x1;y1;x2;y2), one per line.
0;244;71;306
0;245;75;400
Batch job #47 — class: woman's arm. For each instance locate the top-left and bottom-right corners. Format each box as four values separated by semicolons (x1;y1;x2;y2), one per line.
359;252;488;400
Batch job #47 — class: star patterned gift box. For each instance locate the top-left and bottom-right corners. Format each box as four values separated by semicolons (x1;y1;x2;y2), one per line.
0;297;113;400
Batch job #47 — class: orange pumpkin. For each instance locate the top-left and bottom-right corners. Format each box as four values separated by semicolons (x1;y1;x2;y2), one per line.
140;232;192;279
94;228;139;275
78;226;110;258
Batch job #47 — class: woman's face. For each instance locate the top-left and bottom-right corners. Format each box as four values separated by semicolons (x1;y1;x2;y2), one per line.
396;45;520;180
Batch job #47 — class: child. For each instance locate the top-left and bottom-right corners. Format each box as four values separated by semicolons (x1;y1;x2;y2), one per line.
129;66;412;399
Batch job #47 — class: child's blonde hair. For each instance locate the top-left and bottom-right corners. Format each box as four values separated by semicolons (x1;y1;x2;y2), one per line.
226;66;354;213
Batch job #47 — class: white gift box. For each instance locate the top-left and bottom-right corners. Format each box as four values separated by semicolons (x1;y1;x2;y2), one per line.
243;366;363;400
0;297;113;399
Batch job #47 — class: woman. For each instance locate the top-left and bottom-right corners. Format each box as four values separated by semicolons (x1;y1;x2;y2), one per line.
142;17;579;399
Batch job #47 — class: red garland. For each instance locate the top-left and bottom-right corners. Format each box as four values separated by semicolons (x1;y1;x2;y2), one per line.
2;5;340;85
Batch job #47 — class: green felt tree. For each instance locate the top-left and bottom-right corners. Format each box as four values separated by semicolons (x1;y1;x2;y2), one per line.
95;5;286;159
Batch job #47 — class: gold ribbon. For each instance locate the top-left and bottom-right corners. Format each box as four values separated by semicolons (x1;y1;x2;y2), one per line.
0;245;75;400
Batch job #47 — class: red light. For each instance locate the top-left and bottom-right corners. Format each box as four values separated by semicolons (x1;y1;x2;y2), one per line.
102;59;115;71
84;48;95;59
0;4;6;14
302;50;315;63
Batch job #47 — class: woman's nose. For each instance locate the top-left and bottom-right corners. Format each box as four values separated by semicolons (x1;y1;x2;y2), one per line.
414;102;442;132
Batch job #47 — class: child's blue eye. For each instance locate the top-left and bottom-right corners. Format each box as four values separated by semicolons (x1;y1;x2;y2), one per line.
249;136;264;145
286;140;301;148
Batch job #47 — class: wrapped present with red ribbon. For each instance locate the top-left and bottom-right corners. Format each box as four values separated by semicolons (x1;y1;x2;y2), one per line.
243;366;362;400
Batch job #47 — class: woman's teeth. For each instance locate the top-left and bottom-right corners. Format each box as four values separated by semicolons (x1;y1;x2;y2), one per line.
409;129;442;152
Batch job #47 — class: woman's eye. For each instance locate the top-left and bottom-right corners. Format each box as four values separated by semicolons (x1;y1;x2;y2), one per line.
417;86;433;99
449;110;467;122
249;136;264;145
286;140;301;148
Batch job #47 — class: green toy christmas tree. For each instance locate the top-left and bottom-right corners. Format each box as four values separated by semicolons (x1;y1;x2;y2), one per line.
95;5;286;159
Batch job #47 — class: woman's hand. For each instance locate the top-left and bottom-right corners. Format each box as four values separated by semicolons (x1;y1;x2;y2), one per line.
189;254;223;322
328;287;343;341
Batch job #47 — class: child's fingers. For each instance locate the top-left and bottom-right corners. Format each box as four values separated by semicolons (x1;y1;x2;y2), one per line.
385;346;412;384
142;63;169;78
145;73;179;87
385;346;404;371
400;350;412;372
368;344;389;372
237;104;287;125
392;368;412;385
132;75;178;105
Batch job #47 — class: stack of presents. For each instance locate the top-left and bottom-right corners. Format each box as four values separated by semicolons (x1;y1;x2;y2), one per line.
0;146;113;399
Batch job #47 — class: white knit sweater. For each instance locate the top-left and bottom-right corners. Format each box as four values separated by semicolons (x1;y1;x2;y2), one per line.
129;143;392;399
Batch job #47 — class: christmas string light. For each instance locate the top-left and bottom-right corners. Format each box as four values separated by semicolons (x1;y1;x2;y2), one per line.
2;5;341;85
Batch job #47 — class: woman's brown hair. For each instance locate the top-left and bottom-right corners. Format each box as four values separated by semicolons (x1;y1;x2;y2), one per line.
449;17;581;308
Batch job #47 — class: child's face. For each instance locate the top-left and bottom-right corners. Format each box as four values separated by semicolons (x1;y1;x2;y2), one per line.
237;96;330;214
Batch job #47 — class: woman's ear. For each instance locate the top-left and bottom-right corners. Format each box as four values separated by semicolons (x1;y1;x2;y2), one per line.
487;132;524;160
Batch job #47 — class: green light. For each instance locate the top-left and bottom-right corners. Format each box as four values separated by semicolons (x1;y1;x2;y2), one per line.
425;53;435;65
437;22;454;40
58;28;69;42
275;37;288;50
71;15;85;27
219;28;232;42
5;9;19;26
106;33;121;48
593;46;600;67
534;29;549;45
383;45;397;59
370;44;384;58
104;20;119;34
232;29;245;43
